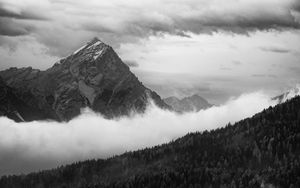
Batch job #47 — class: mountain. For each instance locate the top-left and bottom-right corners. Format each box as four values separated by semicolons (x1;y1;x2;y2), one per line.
1;96;299;187
164;94;212;112
0;77;52;122
0;38;169;121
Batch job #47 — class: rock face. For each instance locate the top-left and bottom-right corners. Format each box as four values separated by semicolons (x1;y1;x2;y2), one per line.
164;94;212;112
0;38;169;121
0;77;52;122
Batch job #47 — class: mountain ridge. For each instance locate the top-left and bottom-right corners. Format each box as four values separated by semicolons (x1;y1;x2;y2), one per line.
0;38;170;121
164;94;212;112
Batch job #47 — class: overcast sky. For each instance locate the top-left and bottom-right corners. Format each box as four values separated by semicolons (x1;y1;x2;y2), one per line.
0;0;300;104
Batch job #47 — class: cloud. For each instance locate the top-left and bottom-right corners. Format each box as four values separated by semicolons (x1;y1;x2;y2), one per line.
232;60;242;66
0;0;299;56
0;6;46;20
251;74;277;78
268;74;277;78
2;89;298;176
0;0;47;37
124;60;139;67
220;65;231;71
0;36;59;70
259;46;291;53
252;74;266;77
0;18;33;36
289;66;300;75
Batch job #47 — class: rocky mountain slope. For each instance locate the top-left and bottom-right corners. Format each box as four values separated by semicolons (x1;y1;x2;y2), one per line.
1;96;299;187
164;94;212;112
0;77;52;122
0;38;169;121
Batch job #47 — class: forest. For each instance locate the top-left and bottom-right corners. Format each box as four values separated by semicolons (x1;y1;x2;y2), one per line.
1;96;300;188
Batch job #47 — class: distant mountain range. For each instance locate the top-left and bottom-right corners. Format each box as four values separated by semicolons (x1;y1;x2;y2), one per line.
164;94;212;112
0;38;169;121
1;95;299;187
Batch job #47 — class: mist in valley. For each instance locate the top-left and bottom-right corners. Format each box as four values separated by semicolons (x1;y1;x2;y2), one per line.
2;88;299;176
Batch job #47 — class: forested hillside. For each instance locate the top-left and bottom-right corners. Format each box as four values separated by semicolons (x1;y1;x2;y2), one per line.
1;96;300;188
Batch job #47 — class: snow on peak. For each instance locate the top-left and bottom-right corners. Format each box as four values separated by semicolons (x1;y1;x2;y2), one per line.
87;41;102;49
73;44;88;55
71;37;108;60
93;49;104;60
73;37;104;55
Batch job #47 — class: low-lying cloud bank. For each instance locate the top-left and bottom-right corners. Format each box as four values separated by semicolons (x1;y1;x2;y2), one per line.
0;89;299;176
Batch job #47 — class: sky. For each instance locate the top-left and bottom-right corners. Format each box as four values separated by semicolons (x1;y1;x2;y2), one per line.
0;0;300;103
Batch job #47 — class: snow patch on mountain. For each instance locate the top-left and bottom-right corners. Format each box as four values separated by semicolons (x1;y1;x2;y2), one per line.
93;49;104;60
73;44;88;55
87;41;102;49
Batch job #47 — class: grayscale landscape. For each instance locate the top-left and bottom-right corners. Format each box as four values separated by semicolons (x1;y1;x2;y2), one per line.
0;0;300;187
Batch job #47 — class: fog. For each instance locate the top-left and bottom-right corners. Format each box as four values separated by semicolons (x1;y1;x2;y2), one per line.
0;89;299;176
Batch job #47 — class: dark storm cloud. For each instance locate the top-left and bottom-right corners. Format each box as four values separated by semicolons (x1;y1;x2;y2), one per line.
0;18;33;36
292;0;300;11
0;6;46;20
259;46;291;53
173;16;299;36
124;60;139;67
0;0;299;57
0;2;47;36
84;0;300;37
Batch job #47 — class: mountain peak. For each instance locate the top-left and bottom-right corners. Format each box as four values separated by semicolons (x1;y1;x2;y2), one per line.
89;37;101;43
72;37;107;56
0;38;169;121
164;94;212;112
187;94;207;101
86;37;105;47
